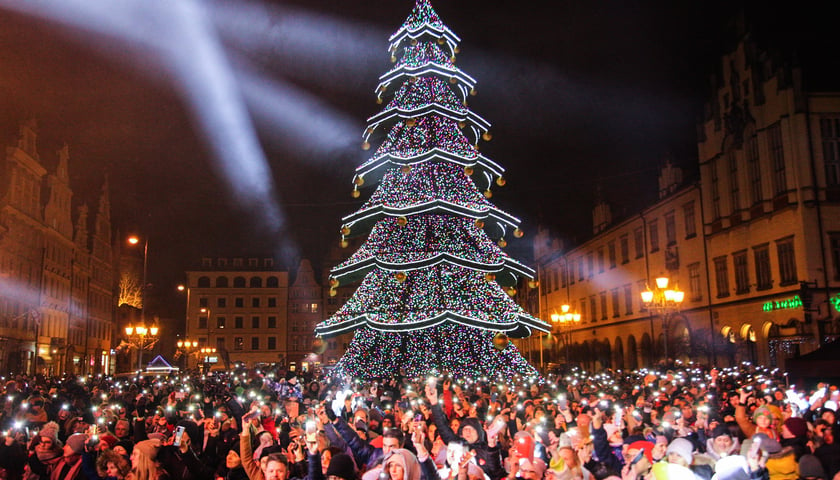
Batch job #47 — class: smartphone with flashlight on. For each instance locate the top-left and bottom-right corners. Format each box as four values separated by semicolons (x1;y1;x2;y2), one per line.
173;426;186;447
629;448;645;467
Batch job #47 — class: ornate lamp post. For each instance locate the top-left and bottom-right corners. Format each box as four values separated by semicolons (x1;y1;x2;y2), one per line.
550;304;581;364
176;339;199;370
640;276;685;361
125;322;159;372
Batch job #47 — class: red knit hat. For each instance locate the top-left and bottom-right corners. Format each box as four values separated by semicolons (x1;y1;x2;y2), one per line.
783;417;808;438
627;440;655;464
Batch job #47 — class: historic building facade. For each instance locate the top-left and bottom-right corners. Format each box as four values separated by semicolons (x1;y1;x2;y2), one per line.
0;120;116;375
184;256;289;369
533;37;840;370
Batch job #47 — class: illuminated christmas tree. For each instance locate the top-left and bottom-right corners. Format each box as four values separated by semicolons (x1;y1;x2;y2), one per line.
314;0;549;379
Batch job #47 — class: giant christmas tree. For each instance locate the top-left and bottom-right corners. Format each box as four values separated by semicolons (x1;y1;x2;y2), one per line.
314;0;549;379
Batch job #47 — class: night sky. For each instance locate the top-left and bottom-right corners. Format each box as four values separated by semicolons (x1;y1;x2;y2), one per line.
0;0;833;317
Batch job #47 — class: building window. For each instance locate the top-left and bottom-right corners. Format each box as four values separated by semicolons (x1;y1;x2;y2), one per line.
683;202;696;239
829;233;840;280
199;297;209;307
649;220;660;252
266;276;279;287
216;276;229;288
665;212;676;246
636;280;647;311
235;297;244;308
235;337;244;350
821;118;840;186
688;263;702;301
251;337;260;350
252;297;260;308
579;298;587;321
710;159;721;220
634;228;644;259
600;292;608;320
217;317;226;329
198;316;207;329
268;337;277;350
733;250;750;294
552;270;560;291
620;235;629;264
728;151;741;212
233;276;246;287
768;123;787;196
310;303;319;313
589;296;598;322
234;316;243;329
216;337;225;351
623;284;633;315
587;253;594;278
608;241;617;269
268;316;277;328
597;248;605;273
250;276;262;288
714;256;730;298
560;263;568;288
268;297;277;308
611;289;620;317
578;259;584;281
217;298;226;308
746;134;763;205
544;270;553;293
776;237;797;286
754;244;772;290
252;316;260;329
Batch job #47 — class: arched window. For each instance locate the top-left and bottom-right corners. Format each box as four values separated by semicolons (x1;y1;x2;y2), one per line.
198;276;211;288
233;276;246;288
250;277;262;288
266;276;279;287
216;276;229;288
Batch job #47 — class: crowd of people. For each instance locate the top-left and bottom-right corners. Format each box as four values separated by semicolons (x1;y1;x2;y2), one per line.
0;362;838;480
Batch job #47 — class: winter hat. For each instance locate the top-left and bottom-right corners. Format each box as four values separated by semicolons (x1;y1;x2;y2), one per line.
752;405;773;422
798;454;827;479
627;441;655;464
228;439;241;456
458;418;486;444
39;421;62;446
710;424;731;440
66;433;87;455
665;438;694;465
711;455;750;480
325;453;356;480
783;417;808;438
114;440;134;456
99;434;119;449
134;439;162;460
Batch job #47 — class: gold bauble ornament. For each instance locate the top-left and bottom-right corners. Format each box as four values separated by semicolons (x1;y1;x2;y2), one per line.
351;188;360;198
485;273;496;282
330;278;340;287
329;287;338;297
449;77;458;84
450;56;456;64
405;118;416;127
464;166;474;176
376;97;383;105
483;189;493;198
339;240;349;249
483;132;493;141
492;332;509;351
474;219;484;229
395;271;407;282
497;238;507;248
362;141;371;150
397;216;408;227
354;176;365;186
401;165;412;174
390;55;397;63
411;38;418;46
458;121;466;129
513;228;524;238
454;45;461;54
470;88;477;96
312;337;327;354
506;287;517;297
410;76;418;83
528;280;539;289
496;176;506;187
341;226;351;236
437;37;445;45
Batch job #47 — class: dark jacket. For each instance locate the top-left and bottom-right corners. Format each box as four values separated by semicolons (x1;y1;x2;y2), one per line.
430;404;504;480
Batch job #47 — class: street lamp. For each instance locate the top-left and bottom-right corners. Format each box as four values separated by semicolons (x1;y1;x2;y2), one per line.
176;339;200;370
550;304;581;365
125;322;159;372
640;276;685;362
127;235;149;323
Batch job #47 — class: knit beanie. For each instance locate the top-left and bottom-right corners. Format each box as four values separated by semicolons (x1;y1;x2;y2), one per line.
710;424;730;440
134;439;162;460
752;405;773;422
99;434;119;449
665;437;694;465
39;421;62;446
782;417;808;438
626;441;654;464
325;453;356;480
66;433;87;455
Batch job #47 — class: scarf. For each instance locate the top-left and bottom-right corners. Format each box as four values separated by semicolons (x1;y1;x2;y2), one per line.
50;456;82;480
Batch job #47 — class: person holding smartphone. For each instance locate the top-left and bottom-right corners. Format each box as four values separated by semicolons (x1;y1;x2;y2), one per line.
620;441;653;480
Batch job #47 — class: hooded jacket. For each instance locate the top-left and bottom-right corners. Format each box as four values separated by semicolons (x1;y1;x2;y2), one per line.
430;404;504;480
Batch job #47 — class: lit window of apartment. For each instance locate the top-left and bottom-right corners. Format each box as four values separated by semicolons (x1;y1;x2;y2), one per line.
235;337;244;350
217;317;226;329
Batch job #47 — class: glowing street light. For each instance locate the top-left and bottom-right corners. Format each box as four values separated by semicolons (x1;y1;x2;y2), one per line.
550;304;582;364
125;322;159;371
640;275;685;361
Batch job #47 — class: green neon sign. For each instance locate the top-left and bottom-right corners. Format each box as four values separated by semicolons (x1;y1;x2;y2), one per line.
831;294;840;313
762;295;802;312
